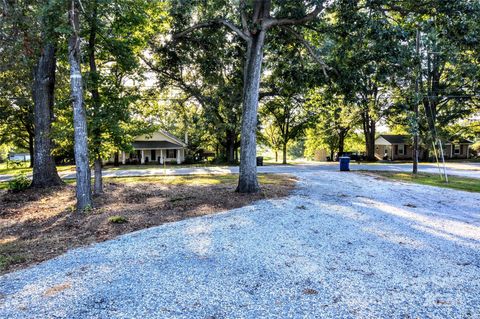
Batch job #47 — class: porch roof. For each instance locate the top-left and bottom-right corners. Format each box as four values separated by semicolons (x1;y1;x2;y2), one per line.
132;141;184;149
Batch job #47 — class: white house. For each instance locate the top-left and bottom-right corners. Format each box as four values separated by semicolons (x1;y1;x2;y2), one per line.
119;130;187;164
8;152;31;162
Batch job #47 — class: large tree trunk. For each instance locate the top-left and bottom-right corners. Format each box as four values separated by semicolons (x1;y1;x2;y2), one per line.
282;140;287;164
225;130;236;163
69;0;92;211
338;131;346;156
28;131;34;168
362;111;376;161
114;152;119;167
31;42;63;187
237;31;266;193
94;156;103;195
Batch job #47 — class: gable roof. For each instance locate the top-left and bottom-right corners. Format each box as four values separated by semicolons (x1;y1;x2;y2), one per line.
134;130;187;147
376;135;410;145
160;130;187;147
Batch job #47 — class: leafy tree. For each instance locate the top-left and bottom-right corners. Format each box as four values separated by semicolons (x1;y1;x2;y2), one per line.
148;25;244;164
304;91;358;160
163;0;327;193
258;121;282;162
83;0;167;194
260;28;323;164
260;94;316;164
1;0;64;184
326;0;409;160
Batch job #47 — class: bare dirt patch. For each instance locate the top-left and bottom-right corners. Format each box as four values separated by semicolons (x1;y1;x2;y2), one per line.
0;174;296;274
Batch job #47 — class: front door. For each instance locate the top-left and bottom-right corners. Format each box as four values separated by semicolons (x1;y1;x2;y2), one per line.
151;150;156;163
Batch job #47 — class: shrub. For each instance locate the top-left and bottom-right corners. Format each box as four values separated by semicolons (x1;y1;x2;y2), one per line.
108;215;128;224
7;173;31;192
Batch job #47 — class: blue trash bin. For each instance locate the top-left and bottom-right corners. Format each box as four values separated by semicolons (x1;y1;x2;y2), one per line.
339;156;350;171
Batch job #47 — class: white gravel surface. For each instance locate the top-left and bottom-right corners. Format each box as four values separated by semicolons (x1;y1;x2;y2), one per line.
1;170;479;318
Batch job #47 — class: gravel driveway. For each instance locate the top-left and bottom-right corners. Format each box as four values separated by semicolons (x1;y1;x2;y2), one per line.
1;171;479;318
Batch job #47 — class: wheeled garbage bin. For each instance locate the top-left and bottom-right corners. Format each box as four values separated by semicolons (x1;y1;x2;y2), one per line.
339;156;350;171
256;156;264;166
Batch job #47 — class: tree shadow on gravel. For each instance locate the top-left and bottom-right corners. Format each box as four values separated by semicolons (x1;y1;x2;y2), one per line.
0;175;297;274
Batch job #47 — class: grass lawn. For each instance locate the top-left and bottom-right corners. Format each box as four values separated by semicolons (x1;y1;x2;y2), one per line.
103;163;240;171
0;163;75;175
0;173;297;274
360;170;480;193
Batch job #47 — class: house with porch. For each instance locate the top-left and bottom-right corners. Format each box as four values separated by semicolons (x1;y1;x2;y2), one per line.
375;134;473;161
375;135;415;161
443;139;473;159
119;130;187;164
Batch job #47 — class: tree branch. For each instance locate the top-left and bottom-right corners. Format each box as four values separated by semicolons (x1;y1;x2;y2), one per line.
239;0;251;36
173;19;251;42
264;4;324;29
282;26;329;77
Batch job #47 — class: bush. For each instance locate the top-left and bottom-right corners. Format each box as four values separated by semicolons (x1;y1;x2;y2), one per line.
108;215;128;224
7;173;31;192
6;160;25;168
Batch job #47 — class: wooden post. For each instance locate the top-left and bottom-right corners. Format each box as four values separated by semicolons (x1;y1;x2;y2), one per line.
141;150;145;164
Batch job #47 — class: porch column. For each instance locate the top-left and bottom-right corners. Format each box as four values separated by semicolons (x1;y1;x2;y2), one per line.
160;149;164;164
450;144;453;158
176;149;181;164
141;150;145;164
121;151;126;164
467;145;470;158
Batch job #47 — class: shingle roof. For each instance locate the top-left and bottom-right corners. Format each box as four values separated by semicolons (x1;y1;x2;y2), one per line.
379;135;410;144
448;138;473;144
159;130;187;147
132;141;183;149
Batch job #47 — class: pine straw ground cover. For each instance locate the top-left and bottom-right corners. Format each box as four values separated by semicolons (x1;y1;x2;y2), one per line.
0;174;296;274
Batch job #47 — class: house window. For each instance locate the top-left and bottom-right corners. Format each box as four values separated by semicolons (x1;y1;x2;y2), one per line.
398;144;404;155
454;144;460;154
166;149;177;158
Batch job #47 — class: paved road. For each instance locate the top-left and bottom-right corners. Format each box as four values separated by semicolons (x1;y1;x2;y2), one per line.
71;162;480;179
1;162;479;183
1;170;479;318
